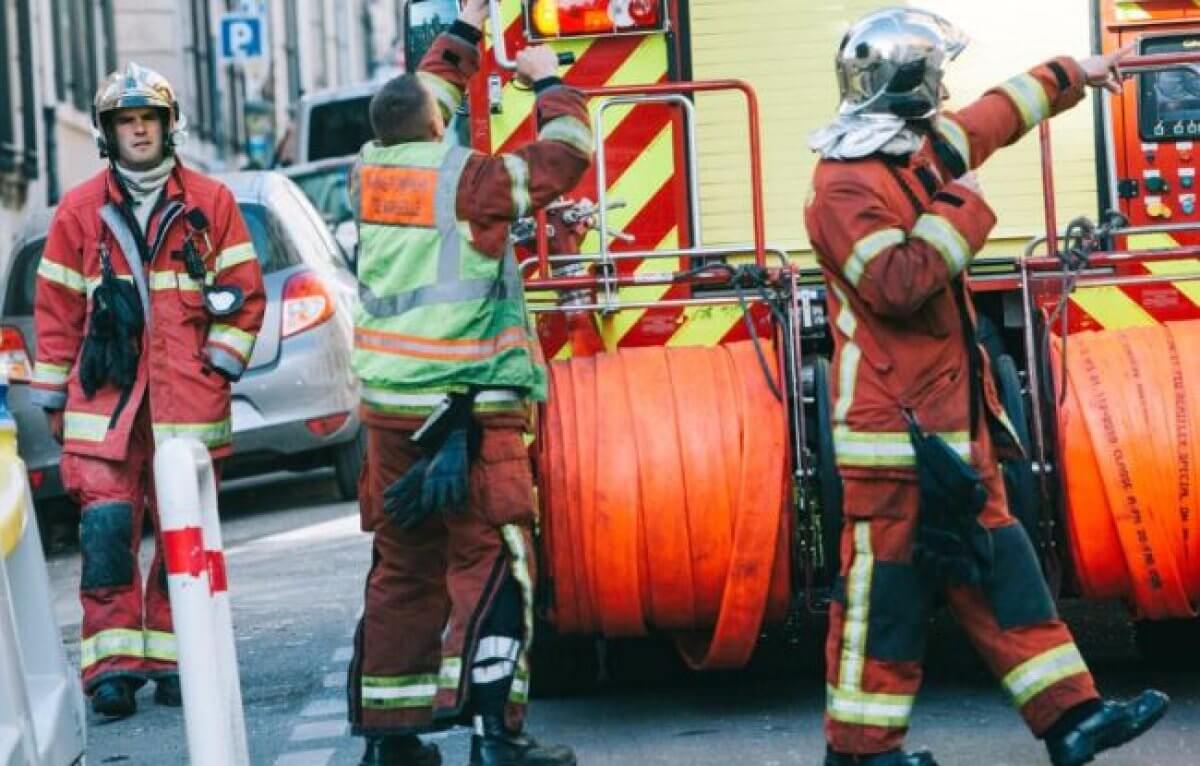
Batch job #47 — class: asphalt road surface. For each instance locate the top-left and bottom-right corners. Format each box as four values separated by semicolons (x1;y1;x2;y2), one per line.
41;469;1200;765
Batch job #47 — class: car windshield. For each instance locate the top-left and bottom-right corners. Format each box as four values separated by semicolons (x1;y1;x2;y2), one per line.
307;97;373;162
3;239;44;317
2;203;296;313
289;165;354;225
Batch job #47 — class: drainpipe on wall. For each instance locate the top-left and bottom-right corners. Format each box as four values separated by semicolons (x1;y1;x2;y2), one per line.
284;0;302;103
43;106;58;205
16;0;38;180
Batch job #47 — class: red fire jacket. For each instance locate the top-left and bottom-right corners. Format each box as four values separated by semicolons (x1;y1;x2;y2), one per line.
31;163;266;461
805;58;1087;505
356;21;592;427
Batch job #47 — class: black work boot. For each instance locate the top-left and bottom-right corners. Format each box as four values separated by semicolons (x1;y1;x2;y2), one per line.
824;748;938;765
470;716;576;766
91;678;137;718
154;674;183;706
359;735;441;766
1045;691;1169;766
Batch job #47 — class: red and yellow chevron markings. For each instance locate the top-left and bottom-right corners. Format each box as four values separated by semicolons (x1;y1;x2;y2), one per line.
489;0;753;360
1112;1;1200;23
1053;232;1200;333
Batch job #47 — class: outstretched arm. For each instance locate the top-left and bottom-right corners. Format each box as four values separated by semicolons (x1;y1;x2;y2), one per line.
933;45;1134;177
415;0;489;122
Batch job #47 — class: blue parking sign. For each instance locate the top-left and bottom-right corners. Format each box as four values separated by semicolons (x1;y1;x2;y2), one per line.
220;14;265;61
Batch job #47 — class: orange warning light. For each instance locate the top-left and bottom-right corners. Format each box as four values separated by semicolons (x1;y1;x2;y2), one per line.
527;0;664;39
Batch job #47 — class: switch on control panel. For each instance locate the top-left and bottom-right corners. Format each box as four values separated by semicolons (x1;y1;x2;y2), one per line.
1145;170;1169;194
1146;197;1173;219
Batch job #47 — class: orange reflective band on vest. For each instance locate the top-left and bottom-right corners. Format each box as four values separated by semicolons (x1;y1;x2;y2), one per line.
359;165;439;227
354;325;528;362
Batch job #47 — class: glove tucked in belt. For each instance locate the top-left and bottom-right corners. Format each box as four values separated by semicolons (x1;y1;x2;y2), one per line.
80;245;143;398
905;411;993;587
383;391;479;530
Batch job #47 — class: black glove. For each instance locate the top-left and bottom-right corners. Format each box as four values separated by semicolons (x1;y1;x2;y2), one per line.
80;250;143;397
381;391;477;530
907;413;993;587
421;427;470;516
382;456;433;530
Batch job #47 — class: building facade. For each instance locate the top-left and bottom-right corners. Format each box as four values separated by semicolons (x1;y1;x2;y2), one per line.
0;0;403;251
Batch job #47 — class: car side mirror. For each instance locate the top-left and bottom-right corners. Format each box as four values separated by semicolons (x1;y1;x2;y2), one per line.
334;220;358;272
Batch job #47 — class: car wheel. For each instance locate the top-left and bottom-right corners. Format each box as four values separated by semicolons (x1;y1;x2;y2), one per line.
813;357;843;577
1135;619;1200;670
333;427;366;501
994;353;1039;543
529;616;600;698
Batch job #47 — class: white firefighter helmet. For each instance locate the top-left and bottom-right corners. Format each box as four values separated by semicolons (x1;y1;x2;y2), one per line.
835;7;969;120
92;62;187;158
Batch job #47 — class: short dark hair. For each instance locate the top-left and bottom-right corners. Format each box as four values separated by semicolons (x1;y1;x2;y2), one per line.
369;74;435;146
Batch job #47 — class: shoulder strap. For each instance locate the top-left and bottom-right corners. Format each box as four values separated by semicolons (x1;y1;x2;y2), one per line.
881;162;982;438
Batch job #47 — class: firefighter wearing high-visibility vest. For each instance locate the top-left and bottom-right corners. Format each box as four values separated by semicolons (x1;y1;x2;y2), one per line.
805;9;1168;766
31;62;265;718
346;0;590;763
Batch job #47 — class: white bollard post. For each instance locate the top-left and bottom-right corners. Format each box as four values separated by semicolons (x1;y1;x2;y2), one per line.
155;437;249;766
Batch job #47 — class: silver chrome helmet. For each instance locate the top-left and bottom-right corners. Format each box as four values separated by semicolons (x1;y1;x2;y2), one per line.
92;62;186;158
835;7;968;120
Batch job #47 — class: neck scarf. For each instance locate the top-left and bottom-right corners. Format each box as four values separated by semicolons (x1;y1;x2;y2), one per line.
116;157;176;235
809;114;925;161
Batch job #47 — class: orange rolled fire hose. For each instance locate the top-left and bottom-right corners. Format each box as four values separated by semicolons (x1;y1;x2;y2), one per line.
537;341;791;670
1054;320;1200;618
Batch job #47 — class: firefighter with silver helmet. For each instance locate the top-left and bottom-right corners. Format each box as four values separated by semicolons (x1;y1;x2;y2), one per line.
806;9;1167;766
30;62;265;718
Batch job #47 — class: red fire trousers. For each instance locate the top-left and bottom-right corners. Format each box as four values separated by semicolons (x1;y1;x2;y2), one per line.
60;404;179;693
348;414;538;737
825;448;1099;755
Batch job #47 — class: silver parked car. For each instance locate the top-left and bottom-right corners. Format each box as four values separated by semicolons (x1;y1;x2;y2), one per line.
0;171;364;519
280;156;357;256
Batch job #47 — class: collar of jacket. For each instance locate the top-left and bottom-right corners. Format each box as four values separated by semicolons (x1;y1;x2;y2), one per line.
104;159;187;207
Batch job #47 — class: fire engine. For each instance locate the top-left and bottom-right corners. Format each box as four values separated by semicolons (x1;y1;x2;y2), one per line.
404;0;1200;685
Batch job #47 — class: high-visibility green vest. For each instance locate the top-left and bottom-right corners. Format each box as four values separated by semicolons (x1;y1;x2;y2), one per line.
351;140;546;411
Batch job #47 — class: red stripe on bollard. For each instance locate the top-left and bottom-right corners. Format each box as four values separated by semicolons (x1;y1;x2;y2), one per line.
164;527;205;578
207;551;229;594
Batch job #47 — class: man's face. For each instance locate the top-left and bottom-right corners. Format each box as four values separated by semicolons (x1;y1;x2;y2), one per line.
111;107;165;170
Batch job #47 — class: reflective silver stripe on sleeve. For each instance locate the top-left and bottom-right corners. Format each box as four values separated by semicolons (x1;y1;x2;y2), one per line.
33;361;70;387
538;115;594;156
215;242;256;272
36;259;87;293
911;214;972;277
998;73;1051;131
501;154;532;220
935;115;971;169
418;71;464;118
844;228;905;287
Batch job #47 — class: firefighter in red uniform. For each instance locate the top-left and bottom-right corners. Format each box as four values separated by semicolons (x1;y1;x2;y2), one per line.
30;63;265;718
346;0;589;764
806;9;1168;766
